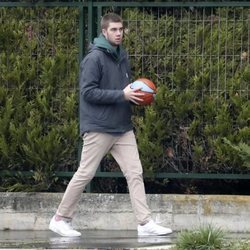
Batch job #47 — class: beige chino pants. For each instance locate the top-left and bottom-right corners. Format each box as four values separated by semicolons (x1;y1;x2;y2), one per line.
57;130;151;225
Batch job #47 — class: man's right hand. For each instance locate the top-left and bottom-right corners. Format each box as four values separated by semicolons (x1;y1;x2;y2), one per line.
123;84;144;105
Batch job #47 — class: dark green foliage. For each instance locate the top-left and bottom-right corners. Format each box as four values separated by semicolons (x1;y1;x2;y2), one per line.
0;6;249;192
0;7;79;191
122;8;250;176
224;138;250;168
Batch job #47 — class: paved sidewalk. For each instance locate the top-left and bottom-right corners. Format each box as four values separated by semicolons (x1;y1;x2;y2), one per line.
0;230;175;249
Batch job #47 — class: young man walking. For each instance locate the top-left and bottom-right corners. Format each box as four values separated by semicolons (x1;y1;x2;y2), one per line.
49;12;173;237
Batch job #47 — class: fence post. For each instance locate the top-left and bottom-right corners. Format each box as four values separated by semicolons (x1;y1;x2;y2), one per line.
87;0;93;42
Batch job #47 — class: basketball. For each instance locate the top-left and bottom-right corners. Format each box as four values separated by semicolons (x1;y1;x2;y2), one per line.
130;78;157;106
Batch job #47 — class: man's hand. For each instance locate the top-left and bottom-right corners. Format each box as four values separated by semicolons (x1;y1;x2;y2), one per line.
123;84;144;105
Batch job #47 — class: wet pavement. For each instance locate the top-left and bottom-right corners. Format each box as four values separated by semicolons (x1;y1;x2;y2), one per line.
0;230;176;250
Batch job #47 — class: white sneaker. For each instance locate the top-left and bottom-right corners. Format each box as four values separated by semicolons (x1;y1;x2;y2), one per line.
49;215;81;237
137;220;173;236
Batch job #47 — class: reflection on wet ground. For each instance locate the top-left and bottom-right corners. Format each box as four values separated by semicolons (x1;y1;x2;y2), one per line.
0;230;175;249
1;230;249;249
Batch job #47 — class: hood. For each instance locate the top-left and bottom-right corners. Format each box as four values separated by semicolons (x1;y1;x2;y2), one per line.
93;34;121;61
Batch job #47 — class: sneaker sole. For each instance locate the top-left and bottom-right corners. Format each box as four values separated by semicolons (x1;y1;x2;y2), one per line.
49;224;81;237
138;231;173;236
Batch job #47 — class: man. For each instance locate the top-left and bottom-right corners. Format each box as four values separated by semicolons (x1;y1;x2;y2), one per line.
49;12;172;237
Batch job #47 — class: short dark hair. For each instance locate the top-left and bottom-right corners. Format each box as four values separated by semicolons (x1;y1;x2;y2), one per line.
101;13;123;30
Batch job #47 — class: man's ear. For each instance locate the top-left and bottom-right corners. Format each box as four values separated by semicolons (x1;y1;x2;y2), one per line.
102;29;107;38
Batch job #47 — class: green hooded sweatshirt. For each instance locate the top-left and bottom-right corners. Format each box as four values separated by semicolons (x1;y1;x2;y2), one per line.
93;34;121;61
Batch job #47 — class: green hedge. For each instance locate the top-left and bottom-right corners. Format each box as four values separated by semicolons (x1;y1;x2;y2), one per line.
0;7;79;191
0;7;249;191
122;8;250;176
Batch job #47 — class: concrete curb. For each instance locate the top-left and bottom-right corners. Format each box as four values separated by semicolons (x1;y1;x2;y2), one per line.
1;193;250;232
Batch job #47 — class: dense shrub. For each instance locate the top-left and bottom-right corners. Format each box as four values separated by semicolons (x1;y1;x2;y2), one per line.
0;6;249;192
0;7;79;191
122;8;250;176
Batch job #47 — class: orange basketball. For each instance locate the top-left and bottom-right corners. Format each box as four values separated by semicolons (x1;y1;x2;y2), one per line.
130;78;157;106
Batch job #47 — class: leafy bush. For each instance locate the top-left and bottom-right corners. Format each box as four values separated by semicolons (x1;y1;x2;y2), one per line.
0;6;249;192
223;138;250;168
0;7;79;191
122;8;250;176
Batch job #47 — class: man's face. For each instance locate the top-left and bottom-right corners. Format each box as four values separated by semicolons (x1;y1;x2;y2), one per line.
102;22;123;46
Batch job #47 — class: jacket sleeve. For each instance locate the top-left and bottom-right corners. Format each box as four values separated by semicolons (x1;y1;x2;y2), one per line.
79;55;125;104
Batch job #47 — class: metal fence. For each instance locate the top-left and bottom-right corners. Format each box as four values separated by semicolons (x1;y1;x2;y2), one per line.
0;1;250;191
